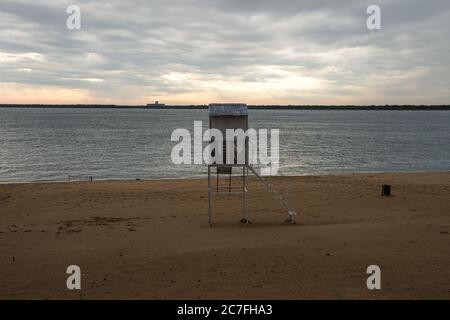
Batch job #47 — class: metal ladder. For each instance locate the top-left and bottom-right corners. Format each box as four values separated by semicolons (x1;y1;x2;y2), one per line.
247;165;297;224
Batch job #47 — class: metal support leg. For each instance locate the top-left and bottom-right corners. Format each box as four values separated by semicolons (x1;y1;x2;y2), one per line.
243;165;248;226
208;165;212;226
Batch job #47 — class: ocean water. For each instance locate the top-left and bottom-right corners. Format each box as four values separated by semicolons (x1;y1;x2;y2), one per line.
0;107;449;182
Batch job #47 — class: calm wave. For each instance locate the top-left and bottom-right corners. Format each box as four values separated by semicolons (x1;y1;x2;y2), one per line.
0;107;449;182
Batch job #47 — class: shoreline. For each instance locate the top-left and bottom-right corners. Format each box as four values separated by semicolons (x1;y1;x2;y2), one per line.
1;169;449;185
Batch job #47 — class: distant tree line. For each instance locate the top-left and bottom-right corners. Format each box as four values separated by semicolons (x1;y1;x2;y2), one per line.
0;104;449;110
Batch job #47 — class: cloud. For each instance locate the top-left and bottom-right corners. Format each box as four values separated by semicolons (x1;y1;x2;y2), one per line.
0;52;45;64
0;0;449;104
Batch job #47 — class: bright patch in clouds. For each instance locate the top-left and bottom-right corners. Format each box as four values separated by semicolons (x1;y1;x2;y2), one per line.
0;52;45;64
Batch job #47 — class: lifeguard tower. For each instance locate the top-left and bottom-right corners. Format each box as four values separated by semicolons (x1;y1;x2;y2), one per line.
207;103;297;226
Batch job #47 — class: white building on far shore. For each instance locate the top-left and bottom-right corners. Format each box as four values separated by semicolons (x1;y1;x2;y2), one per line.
147;101;166;107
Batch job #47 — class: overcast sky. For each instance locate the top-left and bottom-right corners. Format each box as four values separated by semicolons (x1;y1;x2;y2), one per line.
0;0;449;105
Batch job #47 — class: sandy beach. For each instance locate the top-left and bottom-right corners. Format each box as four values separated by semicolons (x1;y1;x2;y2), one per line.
0;172;449;299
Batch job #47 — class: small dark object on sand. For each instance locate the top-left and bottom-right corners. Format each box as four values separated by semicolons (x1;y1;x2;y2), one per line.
381;185;392;196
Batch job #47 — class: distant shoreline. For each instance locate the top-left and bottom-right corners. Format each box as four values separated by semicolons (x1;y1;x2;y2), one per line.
1;104;450;110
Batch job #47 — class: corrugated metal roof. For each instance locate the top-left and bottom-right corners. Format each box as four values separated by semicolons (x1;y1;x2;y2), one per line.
209;103;248;116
